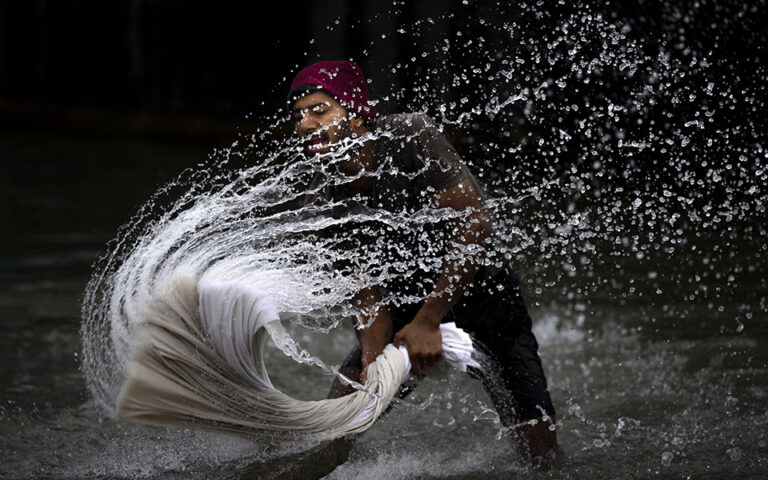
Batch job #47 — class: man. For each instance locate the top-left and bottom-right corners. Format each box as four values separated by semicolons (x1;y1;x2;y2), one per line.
288;60;557;461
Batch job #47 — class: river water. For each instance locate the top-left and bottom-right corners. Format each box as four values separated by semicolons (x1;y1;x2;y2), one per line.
3;3;768;479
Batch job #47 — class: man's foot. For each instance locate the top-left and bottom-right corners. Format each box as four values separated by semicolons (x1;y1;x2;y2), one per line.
515;414;559;465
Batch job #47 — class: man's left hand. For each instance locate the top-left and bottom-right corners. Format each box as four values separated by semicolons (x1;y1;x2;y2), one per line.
393;316;443;374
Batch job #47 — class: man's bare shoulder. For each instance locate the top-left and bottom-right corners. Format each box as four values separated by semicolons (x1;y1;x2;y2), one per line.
374;113;438;135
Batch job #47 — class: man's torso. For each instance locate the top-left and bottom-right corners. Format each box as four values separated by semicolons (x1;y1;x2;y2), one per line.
305;113;500;301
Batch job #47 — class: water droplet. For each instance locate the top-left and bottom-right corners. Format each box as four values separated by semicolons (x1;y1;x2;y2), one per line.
726;447;743;461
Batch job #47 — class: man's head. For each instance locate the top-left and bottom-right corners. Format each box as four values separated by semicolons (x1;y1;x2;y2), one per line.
288;61;375;155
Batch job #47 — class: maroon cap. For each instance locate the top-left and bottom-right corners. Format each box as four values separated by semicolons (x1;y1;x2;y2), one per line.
289;60;376;121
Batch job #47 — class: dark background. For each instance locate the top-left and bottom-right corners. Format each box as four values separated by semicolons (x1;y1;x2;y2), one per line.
0;0;464;132
0;0;765;255
1;1;763;129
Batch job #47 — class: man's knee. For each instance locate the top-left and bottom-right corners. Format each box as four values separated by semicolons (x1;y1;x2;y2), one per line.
328;366;362;399
328;345;364;399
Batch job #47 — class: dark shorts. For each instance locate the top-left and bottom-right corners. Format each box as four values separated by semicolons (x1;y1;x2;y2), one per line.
339;264;556;424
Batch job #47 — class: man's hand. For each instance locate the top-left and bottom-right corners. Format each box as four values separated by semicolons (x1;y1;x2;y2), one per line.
394;314;443;373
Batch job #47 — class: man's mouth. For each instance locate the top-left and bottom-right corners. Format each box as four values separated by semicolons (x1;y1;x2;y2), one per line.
305;133;331;153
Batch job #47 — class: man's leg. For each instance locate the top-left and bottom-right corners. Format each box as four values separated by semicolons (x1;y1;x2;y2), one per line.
315;345;366;477
467;333;558;462
453;267;558;461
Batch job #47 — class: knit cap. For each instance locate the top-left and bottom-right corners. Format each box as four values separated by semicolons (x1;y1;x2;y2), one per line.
288;60;376;121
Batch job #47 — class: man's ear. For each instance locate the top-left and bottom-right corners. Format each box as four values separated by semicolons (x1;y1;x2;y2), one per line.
349;114;365;131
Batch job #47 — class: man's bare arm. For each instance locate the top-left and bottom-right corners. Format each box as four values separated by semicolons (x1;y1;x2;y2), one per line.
394;177;493;372
353;285;394;372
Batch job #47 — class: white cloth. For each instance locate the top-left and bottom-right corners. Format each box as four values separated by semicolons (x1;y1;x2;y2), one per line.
198;281;279;391
439;322;480;372
347;326;479;428
116;275;479;436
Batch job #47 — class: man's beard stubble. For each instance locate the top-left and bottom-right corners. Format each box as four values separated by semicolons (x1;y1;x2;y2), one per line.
304;117;363;164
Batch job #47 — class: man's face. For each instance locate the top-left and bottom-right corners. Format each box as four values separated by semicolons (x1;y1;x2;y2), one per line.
291;91;353;155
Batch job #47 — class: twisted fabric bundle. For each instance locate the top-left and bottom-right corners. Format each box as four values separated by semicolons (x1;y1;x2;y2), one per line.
117;274;478;438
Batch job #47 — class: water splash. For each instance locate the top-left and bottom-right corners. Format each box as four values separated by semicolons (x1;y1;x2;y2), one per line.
76;1;766;477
